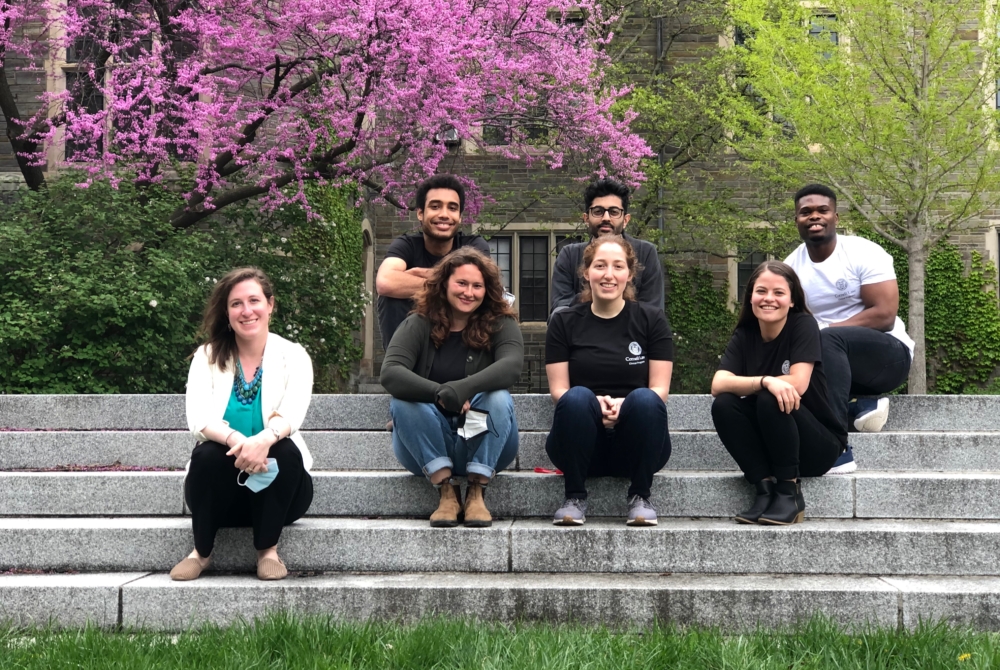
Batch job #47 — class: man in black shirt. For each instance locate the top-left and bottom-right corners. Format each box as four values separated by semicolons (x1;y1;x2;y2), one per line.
375;175;491;347
549;178;664;318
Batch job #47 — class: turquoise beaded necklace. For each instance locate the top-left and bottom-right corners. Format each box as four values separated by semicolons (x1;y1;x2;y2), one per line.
233;356;263;405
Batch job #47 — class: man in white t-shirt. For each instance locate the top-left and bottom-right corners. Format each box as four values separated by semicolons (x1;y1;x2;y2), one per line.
784;184;914;474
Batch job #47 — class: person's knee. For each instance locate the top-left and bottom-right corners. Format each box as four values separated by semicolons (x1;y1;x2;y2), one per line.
556;386;599;412
269;438;303;470
190;442;232;471
755;390;784;418
711;392;741;420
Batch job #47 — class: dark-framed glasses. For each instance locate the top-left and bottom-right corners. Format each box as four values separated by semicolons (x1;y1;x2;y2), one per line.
588;206;624;219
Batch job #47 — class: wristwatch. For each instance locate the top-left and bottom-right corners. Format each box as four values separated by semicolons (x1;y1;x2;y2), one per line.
267;426;282;441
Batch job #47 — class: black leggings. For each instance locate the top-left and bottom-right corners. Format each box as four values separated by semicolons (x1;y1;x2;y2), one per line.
711;392;842;483
184;438;313;556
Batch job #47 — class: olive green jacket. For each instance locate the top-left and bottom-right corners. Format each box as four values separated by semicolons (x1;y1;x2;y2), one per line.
380;314;524;412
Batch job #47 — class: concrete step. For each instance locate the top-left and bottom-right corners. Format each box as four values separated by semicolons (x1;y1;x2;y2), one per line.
8;470;1000;521
7;571;1000;631
4;517;1000;576
4;430;998;472
1;394;995;432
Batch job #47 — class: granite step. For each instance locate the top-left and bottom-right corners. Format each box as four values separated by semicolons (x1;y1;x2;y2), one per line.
4;430;998;472
4;517;1000;576
6;470;1000;521
6;571;1000;632
1;394;995;432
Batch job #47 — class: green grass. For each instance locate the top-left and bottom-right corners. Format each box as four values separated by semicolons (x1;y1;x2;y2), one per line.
2;615;998;669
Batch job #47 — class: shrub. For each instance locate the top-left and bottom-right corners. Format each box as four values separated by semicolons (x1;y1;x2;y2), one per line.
0;175;366;393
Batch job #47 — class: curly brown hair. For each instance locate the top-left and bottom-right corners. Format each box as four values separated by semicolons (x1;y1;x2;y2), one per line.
412;247;516;349
197;267;275;370
577;235;642;303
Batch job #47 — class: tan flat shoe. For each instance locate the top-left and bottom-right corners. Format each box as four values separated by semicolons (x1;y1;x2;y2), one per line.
257;556;288;580
169;557;209;581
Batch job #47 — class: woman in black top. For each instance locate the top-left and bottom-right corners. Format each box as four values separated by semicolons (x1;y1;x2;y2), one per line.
711;261;846;525
381;248;523;528
545;235;673;527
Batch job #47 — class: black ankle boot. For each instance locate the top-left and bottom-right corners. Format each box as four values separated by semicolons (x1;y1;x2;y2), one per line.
735;479;775;524
759;480;805;525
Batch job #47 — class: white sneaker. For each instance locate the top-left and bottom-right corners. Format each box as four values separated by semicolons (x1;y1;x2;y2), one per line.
854;397;889;433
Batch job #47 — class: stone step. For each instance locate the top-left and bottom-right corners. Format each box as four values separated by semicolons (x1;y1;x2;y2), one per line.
1;394;994;432
6;571;1000;631
4;517;1000;576
4;430;997;472
6;470;1000;521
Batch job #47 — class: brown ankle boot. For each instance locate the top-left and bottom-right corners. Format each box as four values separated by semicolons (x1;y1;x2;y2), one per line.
430;482;462;527
464;480;492;527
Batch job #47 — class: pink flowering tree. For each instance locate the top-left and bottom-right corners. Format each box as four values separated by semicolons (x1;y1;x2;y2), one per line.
0;0;649;226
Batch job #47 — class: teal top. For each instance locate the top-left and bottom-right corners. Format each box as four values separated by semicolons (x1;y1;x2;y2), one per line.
223;384;264;437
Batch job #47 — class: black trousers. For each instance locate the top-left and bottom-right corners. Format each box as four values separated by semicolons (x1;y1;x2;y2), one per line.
821;326;911;429
545;386;671;500
711;392;842;483
184;438;313;556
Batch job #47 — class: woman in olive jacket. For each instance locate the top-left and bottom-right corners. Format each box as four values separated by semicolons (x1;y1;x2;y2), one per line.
381;247;523;528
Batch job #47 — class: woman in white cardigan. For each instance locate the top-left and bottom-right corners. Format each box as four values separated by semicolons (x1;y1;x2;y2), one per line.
171;267;314;582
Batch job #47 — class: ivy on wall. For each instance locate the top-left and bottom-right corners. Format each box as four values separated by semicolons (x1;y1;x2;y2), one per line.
855;227;1000;394
664;263;737;394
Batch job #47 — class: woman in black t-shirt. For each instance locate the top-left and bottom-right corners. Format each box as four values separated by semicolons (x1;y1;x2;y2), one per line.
381;248;523;529
711;261;846;525
545;236;673;527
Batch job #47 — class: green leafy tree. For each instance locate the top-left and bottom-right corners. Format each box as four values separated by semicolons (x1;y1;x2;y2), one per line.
727;0;1000;393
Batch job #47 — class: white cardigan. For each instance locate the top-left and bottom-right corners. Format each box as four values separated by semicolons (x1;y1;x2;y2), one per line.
185;332;314;471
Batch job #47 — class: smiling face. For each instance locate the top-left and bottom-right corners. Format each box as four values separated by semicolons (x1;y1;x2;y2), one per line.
585;241;631;303
446;263;486;318
795;194;838;245
227;279;273;342
750;270;794;327
585;194;631;238
417;188;463;242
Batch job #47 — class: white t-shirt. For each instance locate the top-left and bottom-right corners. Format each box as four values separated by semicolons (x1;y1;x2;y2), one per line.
784;235;915;358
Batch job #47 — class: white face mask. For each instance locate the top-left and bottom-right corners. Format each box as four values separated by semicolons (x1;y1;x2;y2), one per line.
458;409;492;439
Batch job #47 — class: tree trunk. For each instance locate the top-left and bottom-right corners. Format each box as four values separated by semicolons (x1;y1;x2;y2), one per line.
907;244;928;394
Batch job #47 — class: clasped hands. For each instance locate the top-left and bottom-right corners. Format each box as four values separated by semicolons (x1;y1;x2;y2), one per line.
598;395;624;428
226;431;278;474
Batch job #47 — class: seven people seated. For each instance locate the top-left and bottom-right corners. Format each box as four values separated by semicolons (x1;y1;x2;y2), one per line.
170;178;907;580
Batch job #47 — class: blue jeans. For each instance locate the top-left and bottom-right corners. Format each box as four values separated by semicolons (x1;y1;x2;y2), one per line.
544;386;671;500
391;390;519;480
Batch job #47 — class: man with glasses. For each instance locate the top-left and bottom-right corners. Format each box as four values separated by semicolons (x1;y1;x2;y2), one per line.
550;178;664;318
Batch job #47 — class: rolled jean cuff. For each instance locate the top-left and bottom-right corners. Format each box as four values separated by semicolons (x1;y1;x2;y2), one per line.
466;462;496;481
422;456;454;479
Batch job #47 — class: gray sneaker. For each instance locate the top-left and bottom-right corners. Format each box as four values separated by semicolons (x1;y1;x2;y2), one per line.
553;498;587;526
626;495;658;526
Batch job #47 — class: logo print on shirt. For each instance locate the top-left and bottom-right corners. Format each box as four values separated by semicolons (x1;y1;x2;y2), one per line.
782;360;791;375
628;342;642;356
835;278;848;291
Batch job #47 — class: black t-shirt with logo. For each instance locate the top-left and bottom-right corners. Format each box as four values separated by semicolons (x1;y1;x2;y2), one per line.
545;301;674;397
718;311;847;446
376;232;491;347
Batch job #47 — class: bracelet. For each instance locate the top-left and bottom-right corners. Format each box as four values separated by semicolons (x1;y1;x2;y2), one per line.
760;376;769;391
224;429;237;447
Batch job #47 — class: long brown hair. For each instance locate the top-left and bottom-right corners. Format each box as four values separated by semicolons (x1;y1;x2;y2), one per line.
736;260;811;329
197;267;275;370
577;235;642;303
412;247;516;349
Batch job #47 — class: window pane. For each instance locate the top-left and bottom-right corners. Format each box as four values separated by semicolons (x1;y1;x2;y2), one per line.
737;250;768;302
519;235;549;321
488;236;512;290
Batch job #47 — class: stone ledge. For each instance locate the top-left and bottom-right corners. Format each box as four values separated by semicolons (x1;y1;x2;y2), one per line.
4;394;997;431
